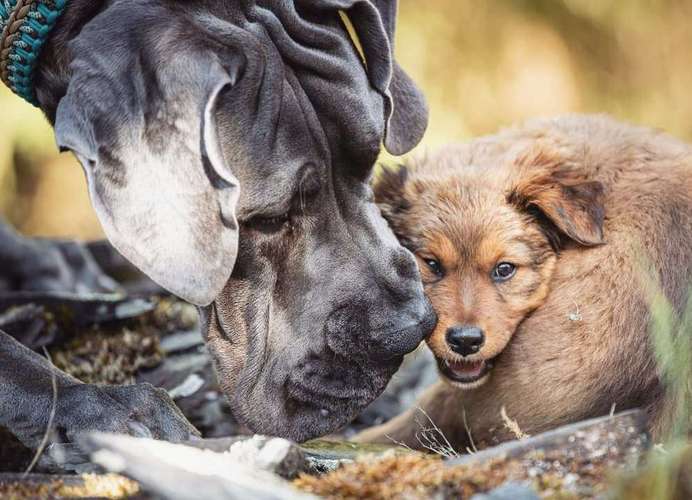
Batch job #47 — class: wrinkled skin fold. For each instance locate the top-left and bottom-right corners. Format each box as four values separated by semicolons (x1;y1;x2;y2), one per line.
0;0;435;444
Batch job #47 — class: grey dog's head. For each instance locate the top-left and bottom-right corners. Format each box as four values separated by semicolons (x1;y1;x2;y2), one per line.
37;0;434;441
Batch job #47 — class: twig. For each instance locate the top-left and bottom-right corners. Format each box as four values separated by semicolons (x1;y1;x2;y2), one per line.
384;434;414;452
23;347;58;476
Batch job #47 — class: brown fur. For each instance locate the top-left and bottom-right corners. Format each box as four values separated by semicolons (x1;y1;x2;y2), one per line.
356;114;692;450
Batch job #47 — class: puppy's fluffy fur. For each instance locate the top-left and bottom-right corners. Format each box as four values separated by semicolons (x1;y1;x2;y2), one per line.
357;115;691;449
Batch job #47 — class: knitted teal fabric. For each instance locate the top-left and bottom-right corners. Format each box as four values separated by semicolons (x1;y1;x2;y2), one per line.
0;0;68;105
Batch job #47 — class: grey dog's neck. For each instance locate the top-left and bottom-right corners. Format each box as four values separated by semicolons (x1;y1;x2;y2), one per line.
33;0;106;122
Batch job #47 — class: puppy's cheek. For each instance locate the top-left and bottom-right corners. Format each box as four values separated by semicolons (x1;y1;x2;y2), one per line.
481;319;518;358
482;334;512;358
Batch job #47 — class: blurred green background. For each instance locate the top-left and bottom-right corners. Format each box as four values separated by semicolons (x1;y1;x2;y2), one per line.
2;0;692;239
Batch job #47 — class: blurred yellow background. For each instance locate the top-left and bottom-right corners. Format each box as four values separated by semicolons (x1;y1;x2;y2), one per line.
2;0;692;240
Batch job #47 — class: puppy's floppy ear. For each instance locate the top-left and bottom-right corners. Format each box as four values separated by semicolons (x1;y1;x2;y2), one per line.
507;146;605;247
321;0;428;155
373;164;410;211
372;164;412;239
54;5;240;306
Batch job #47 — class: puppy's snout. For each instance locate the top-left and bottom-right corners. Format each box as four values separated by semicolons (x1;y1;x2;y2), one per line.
446;325;485;357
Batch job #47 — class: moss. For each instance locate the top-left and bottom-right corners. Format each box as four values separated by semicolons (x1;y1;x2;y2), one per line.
48;297;198;385
58;473;140;499
293;443;632;499
294;453;515;499
149;297;199;332
0;473;139;499
51;325;163;385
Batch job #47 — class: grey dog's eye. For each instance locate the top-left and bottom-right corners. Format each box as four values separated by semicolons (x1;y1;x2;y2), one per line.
491;262;516;282
246;213;290;233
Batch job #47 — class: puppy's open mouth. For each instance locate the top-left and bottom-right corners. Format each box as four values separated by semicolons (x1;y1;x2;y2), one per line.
436;356;494;388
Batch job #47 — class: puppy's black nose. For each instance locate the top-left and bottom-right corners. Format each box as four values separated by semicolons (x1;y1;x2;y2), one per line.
446;325;485;357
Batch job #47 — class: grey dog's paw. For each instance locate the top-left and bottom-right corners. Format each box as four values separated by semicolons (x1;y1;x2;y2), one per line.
54;382;199;443
39;382;199;473
104;383;201;441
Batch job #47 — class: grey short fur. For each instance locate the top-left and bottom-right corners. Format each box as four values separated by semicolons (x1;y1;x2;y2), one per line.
0;0;434;447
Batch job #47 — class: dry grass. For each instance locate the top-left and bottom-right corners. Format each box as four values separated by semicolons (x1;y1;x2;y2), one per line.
51;327;162;385
501;406;530;441
411;407;459;458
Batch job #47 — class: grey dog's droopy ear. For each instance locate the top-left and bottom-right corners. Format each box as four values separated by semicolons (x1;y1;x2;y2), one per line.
323;0;428;155
54;5;240;306
368;0;429;155
51;0;425;305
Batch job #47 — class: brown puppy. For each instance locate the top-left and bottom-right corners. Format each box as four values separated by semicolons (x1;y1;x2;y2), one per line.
356;114;692;449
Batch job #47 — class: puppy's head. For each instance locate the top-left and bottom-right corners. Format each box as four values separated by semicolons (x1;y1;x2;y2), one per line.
374;145;605;389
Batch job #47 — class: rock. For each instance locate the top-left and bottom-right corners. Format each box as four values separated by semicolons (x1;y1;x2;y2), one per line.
0;292;153;350
470;482;539;500
227;436;307;479
87;239;165;296
137;337;244;438
294;411;651;499
0;292;153;326
0;303;57;350
157;436;410;476
446;410;650;498
299;439;413;474
168;373;206;399
167;436;408;477
160;329;205;354
43;442;100;474
79;433;316;500
53;434;311;479
448;409;649;469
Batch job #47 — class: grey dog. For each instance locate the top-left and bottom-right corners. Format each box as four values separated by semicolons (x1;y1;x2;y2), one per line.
0;0;435;450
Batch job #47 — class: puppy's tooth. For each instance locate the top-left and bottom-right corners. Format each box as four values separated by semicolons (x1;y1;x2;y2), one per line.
444;359;450;367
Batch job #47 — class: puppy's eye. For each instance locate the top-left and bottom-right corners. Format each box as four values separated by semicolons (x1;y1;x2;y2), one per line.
245;213;290;233
424;258;444;277
491;262;516;282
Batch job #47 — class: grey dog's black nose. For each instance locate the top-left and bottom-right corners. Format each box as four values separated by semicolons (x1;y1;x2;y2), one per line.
446;326;485;357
